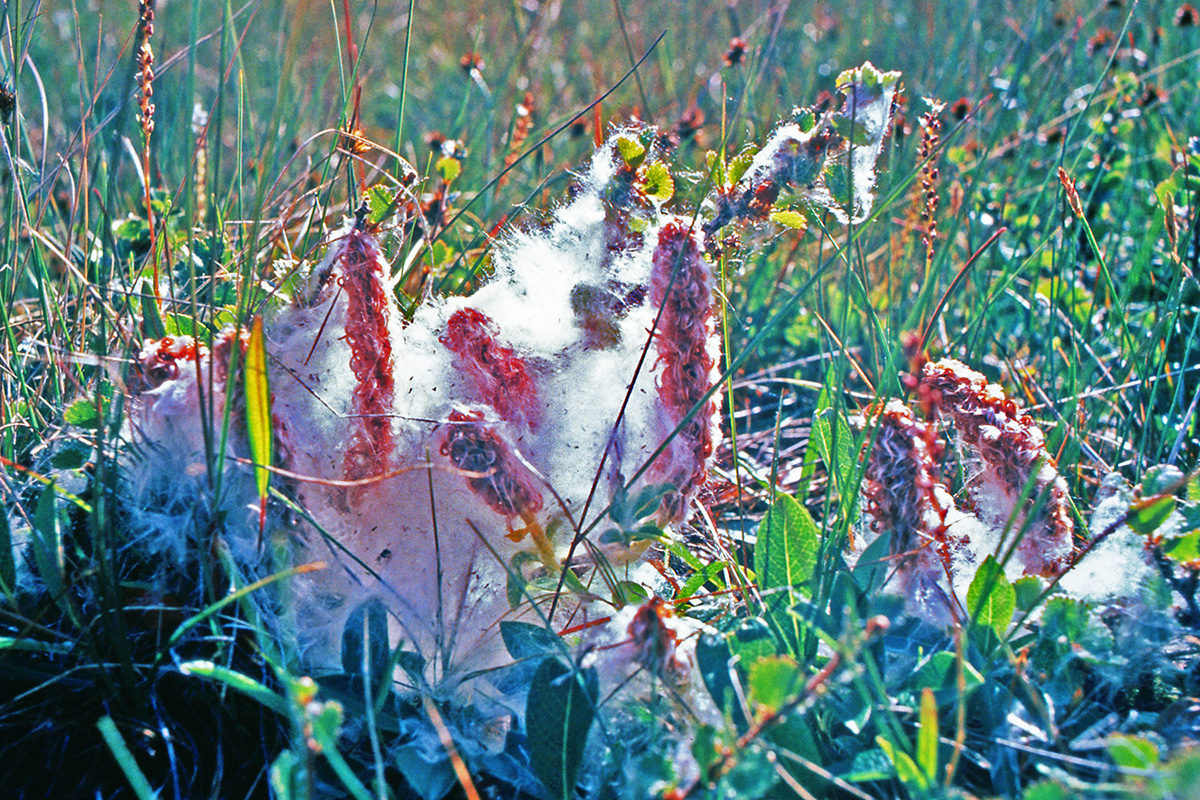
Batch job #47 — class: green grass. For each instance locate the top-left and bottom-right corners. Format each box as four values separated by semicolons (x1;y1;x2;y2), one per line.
3;1;1200;798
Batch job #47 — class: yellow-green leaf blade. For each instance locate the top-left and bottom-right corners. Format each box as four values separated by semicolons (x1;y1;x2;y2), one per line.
917;686;939;784
245;316;272;531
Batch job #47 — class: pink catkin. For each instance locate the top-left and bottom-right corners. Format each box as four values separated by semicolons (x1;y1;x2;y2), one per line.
137;331;244;393
921;358;1074;576
337;223;396;482
861;400;956;592
441;308;540;430
439;408;543;529
626;597;688;688
137;336;206;391
648;221;722;522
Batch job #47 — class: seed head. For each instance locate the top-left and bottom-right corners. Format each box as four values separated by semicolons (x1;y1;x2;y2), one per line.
920;358;1074;576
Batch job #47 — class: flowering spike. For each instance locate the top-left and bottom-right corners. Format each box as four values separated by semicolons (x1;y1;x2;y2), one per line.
859;400;958;611
441;307;540;429
439;408;553;565
336;219;396;483
135;335;206;392
440;408;544;522
648;221;721;522
921;358;1075;576
626;597;689;688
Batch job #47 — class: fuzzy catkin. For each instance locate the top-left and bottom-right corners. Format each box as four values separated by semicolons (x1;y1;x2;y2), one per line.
860;400;959;612
921;358;1074;576
337;220;397;483
439;408;543;525
649;221;721;523
440;308;540;430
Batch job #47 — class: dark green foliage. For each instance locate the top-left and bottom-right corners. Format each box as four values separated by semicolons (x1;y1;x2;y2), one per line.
525;658;599;800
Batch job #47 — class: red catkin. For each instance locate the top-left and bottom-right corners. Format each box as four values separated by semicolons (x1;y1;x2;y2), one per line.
441;308;540;430
439;408;543;527
921;358;1074;576
337;221;396;482
648;220;721;522
860;400;957;595
137;336;206;391
626;597;688;687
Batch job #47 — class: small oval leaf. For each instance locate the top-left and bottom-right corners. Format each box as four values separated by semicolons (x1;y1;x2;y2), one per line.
967;555;1015;638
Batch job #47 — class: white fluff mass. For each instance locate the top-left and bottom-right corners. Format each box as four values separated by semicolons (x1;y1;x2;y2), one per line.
129;132;712;691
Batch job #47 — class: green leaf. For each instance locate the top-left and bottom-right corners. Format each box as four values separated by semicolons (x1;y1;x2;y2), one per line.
341;597;391;696
911;650;984;691
609;482;673;530
1181;502;1200;532
705;150;726;189
917;687;939;784
392;741;457;800
435;155;460;183
613;580;650;607
754;493;819;590
792;108;817;133
63;398;101;429
717;742;778;798
30;485;66;606
799;379;854;494
876;735;929;791
141;292;167;339
0;500;15;597
966;555;1015;638
50;441;91;470
245;316;272;532
1126;494;1176;536
1107;734;1160;771
1022;782;1070;800
526;658;598;800
96;717;159;800
1041;596;1090;642
178;660;289;715
1012;575;1045;613
691;724;720;772
841;748;895;782
1162;530;1200;562
768;209;807;230
269;749;303;800
725;144;759;187
629;523;667;542
748;654;801;714
506;550;538;608
365;184;398;225
1142;464;1185;496
836;61;901;93
676;560;728;602
500;620;559;661
695;634;743;723
641;161;674;204
615;136;645;169
852;529;892;592
668;540;704;571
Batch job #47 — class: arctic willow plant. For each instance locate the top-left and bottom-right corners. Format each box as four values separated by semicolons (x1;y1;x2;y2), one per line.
113;62;902;687
6;61;899;799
